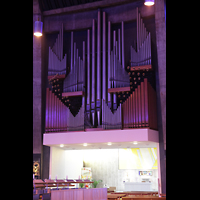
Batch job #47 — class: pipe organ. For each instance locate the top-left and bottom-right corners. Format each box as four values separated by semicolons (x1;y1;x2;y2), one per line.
45;7;157;132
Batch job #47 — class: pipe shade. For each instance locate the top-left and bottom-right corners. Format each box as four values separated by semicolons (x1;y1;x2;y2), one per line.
34;21;43;36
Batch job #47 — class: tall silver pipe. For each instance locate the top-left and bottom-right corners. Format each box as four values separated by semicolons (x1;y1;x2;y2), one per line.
83;41;85;92
141;18;144;46
76;48;78;91
121;21;125;69
113;30;116;87
102;12;106;101
61;23;63;59
108;21;111;103
110;51;113;88
113;31;117;108
91;19;96;126
97;9;101;102
78;56;81;91
74;42;76;70
138;13;141;50
118;29;121;64
71;32;73;72
137;7;139;52
149;32;151;64
92;19;96;104
87;29;90;114
73;42;76;91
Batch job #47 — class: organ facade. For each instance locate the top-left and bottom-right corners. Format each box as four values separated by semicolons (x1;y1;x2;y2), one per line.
45;7;157;132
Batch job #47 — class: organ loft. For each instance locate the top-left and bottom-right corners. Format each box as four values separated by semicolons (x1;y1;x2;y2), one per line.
45;7;157;132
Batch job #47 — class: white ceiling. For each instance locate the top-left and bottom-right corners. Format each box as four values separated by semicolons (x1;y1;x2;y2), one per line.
47;140;158;150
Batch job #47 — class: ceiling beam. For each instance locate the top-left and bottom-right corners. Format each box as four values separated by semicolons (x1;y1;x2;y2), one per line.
43;0;140;16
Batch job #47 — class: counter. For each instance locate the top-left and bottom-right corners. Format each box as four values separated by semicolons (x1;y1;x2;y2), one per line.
124;182;152;191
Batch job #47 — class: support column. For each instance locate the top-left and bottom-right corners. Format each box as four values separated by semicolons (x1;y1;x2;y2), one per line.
33;0;42;178
155;0;166;194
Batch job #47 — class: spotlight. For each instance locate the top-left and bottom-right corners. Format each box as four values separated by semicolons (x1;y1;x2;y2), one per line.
144;0;155;6
34;18;43;37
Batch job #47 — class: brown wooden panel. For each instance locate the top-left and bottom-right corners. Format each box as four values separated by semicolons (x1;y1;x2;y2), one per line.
48;74;66;80
108;87;130;93
130;64;152;71
62;91;84;97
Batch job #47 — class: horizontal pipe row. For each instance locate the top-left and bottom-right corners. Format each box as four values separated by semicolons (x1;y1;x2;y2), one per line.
66;97;85;131
102;99;122;129
45;88;67;132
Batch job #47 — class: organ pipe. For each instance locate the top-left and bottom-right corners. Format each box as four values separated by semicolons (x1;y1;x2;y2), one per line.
91;19;95;104
63;32;85;93
71;31;73;72
97;9;101;127
66;97;85;131
121;21;125;69
118;29;121;64
91;19;96;126
48;24;66;76
102;12;106;101
108;21;111;104
45;88;68;132
130;8;151;67
97;9;101;102
122;78;157;129
87;29;91;119
102;100;122;129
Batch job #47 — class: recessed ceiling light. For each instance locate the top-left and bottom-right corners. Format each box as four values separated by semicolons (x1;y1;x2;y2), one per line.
133;141;138;145
60;144;64;147
144;0;155;6
83;143;87;146
107;142;112;145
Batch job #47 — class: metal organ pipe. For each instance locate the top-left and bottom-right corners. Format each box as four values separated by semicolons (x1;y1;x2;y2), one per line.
45;88;67;132
91;18;96;126
97;9;101;126
121;21;125;69
118;29;121;64
97;9;101;102
48;24;66;76
66;97;84;131
83;41;85;92
87;29;90;119
108;21;111;105
113;30;117;109
71;32;73;72
102;12;106;102
130;8;151;67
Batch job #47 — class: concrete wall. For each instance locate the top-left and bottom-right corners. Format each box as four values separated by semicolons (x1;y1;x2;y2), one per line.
33;0;42;155
155;0;166;194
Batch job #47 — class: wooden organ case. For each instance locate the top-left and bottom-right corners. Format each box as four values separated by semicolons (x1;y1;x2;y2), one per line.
45;7;157;132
